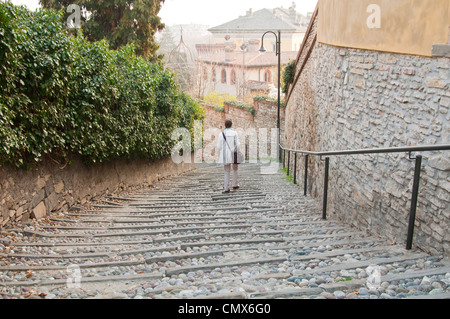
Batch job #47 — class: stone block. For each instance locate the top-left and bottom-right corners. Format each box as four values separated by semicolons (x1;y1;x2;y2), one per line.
16;206;24;218
439;180;450;193
32;202;46;220
44;192;59;212
425;78;447;89
440;97;450;107
1;216;9;227
31;189;45;209
355;79;366;89
384;181;402;199
350;68;364;75
428;156;450;171
378;54;398;64
432;44;450;58
430;223;445;238
357;63;374;70
54;180;65;194
36;177;46;189
403;68;416;76
45;178;54;196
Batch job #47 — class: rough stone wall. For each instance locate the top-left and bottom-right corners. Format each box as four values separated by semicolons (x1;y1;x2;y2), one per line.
223;104;255;130
201;99;285;161
0;156;195;229
202;105;226;131
202;100;285;130
285;14;450;256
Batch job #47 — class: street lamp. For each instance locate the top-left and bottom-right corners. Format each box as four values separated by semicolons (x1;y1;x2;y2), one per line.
259;30;281;161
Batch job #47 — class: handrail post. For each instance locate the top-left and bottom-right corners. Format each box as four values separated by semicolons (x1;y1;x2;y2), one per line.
279;145;282;163
283;149;286;169
304;155;309;196
293;152;297;184
287;151;290;176
322;157;330;220
406;155;422;250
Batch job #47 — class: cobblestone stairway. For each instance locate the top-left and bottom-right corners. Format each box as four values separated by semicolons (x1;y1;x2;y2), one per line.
1;163;449;299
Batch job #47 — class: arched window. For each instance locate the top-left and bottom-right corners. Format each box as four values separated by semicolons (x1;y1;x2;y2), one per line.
221;69;227;84
231;70;236;85
264;70;272;82
212;68;216;82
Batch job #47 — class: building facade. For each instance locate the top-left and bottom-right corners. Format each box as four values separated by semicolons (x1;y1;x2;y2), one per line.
196;41;297;99
208;4;311;52
196;4;309;100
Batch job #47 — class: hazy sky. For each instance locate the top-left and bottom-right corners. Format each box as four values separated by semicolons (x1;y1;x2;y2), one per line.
8;0;40;10
8;0;318;27
159;0;318;26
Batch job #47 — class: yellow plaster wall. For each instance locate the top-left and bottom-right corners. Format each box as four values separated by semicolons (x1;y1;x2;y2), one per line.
318;0;449;57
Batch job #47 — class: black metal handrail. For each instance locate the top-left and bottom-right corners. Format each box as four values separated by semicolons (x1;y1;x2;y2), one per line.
281;144;450;157
279;143;450;250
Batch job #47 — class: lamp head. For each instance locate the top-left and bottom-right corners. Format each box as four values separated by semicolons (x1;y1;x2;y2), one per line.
259;45;266;53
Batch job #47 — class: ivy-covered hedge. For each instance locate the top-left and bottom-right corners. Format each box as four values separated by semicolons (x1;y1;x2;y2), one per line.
0;3;204;168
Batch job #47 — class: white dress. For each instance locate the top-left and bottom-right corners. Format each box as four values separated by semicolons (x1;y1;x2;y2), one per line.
217;128;240;165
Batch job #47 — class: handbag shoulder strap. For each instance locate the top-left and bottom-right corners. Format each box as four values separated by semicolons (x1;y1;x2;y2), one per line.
223;132;232;152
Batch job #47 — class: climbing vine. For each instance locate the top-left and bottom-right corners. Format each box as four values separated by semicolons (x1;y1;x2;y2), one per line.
282;60;296;94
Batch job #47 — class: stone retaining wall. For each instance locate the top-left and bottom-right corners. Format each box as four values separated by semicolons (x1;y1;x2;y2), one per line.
201;99;285;161
284;11;450;256
0;156;195;229
201;99;285;132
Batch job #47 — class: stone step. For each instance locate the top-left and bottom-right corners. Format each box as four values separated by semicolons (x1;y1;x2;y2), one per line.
381;266;450;283
179;238;285;250
405;292;450;299
289;246;397;262
0;244;179;261
249;287;323;299
290;253;428;277
23;228;171;238
0;271;163;288
284;231;367;241
165;256;288;276
1;163;446;300
38;224;178;231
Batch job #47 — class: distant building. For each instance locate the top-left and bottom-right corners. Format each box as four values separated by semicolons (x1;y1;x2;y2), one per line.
195;3;309;100
208;4;310;52
196;41;297;99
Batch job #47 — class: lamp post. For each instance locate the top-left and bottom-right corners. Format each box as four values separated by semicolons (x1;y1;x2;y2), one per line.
259;30;281;161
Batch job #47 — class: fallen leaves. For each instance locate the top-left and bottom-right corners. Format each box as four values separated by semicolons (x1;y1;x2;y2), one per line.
22;289;48;299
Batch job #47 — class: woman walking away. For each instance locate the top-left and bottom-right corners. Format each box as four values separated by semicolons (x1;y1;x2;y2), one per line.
217;120;240;193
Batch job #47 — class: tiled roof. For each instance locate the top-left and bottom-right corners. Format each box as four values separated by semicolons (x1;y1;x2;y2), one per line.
208;8;301;32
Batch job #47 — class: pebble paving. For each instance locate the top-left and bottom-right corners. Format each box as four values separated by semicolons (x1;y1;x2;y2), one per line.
0;163;449;299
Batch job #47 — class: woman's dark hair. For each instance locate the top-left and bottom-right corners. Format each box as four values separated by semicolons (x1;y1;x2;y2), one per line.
225;120;232;128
